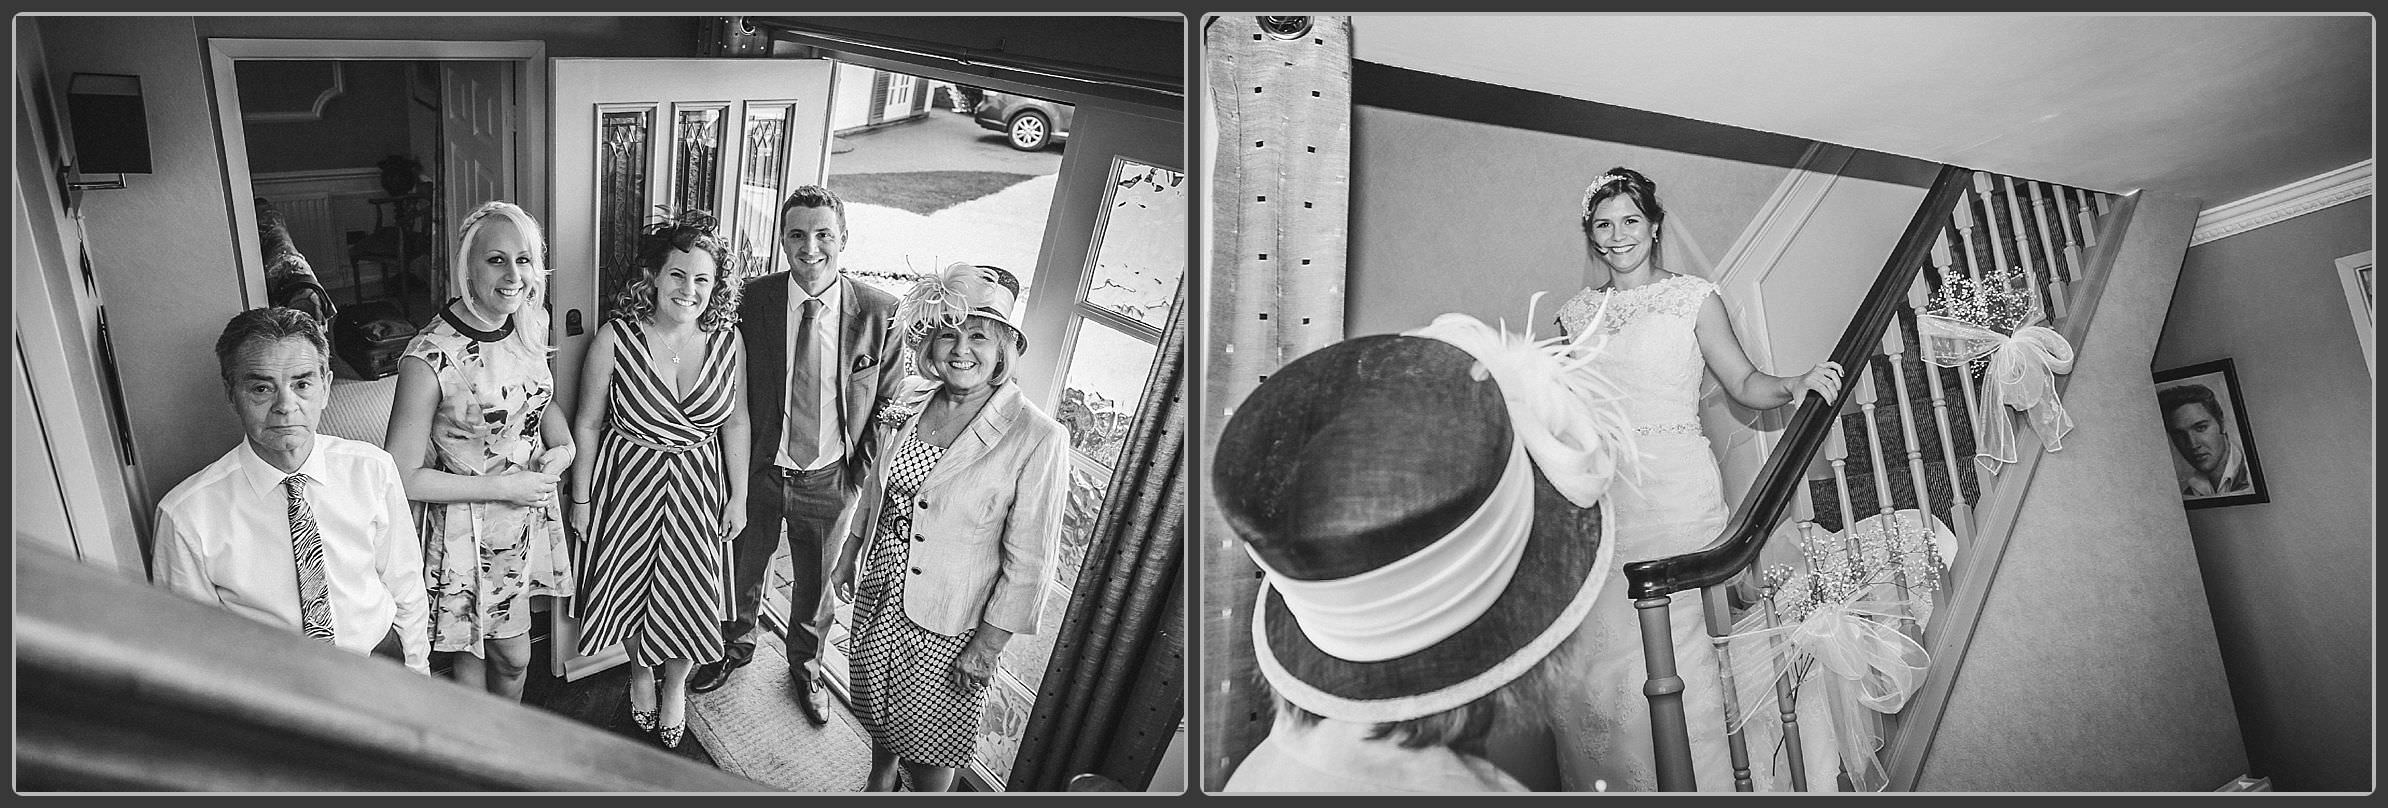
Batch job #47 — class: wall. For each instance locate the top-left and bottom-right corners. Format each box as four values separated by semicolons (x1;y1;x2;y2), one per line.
239;60;413;175
15;21;149;575
36;16;252;540
1345;63;1809;338
2151;197;2374;792
27;16;698;550
1917;193;2248;790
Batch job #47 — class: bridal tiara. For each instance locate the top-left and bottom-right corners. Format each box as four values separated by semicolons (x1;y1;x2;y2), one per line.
1580;173;1629;216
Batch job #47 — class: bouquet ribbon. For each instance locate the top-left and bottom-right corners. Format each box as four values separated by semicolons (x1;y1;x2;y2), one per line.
1725;598;1930;792
1916;311;2076;474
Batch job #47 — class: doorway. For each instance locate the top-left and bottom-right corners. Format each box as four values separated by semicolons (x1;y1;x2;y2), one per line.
207;39;544;448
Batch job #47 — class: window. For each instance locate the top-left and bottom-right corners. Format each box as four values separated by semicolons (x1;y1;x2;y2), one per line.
974;157;1186;785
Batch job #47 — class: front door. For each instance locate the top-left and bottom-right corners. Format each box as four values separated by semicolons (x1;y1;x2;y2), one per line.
547;58;836;680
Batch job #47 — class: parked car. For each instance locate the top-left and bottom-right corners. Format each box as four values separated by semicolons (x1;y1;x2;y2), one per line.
973;91;1073;152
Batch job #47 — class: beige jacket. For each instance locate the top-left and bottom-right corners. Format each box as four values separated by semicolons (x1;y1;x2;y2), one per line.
843;379;1065;636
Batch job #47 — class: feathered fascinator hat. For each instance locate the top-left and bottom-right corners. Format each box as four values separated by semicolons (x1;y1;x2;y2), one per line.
894;262;1027;350
1213;295;1639;722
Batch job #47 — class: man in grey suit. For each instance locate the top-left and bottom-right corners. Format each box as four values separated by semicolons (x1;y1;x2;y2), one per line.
691;185;907;726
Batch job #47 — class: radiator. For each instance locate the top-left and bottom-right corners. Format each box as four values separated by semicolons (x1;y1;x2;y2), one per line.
270;194;340;274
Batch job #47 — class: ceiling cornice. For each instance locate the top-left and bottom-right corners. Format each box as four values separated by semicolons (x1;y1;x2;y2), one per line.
2190;160;2374;247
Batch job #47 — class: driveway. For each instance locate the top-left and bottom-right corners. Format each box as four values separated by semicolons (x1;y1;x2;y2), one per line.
828;107;1064;176
825;108;1065;299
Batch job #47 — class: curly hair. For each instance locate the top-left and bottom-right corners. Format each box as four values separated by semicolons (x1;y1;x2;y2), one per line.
609;213;743;332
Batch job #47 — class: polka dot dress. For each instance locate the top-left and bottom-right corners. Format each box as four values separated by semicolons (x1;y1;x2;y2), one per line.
849;433;984;768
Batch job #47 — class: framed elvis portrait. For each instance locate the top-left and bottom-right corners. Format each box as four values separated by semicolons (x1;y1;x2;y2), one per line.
2153;358;2269;509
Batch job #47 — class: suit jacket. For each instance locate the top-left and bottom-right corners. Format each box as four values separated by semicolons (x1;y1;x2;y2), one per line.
735;272;908;484
845;379;1066;636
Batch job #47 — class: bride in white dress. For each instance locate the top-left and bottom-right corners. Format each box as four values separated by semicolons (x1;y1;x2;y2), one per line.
1550;167;1844;792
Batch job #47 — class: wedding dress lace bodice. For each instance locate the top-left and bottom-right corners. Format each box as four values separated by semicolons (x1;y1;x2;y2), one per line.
1555;274;1715;432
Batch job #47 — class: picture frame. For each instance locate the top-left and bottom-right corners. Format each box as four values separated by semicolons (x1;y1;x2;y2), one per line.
2153;358;2270;509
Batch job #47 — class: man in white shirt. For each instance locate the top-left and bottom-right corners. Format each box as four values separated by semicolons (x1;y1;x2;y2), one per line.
696;186;907;724
152;307;431;674
2159;383;2252;497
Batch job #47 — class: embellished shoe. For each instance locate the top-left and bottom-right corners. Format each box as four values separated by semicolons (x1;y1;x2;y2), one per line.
629;674;659;732
657;723;686;749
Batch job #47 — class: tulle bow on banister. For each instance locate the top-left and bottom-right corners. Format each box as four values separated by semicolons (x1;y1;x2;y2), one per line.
1403;291;1640;508
1916;310;2076;474
1725;597;1929;792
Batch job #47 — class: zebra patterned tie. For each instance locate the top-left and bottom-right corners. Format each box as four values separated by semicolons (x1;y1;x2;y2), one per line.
282;473;336;643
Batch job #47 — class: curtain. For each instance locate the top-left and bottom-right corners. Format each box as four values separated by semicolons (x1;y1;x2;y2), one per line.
1198;14;1354;791
1008;291;1187;791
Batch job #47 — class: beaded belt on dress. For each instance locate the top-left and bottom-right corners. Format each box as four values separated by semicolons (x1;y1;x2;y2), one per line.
1634;422;1702;437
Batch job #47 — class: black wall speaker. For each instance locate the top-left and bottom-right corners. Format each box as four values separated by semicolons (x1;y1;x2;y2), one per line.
67;73;152;175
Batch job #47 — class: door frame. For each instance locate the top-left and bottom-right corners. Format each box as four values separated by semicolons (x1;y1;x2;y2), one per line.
205;38;548;310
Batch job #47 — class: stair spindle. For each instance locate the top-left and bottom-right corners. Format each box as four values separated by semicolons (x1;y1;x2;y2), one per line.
1852;364;1898;541
2071;187;2101;249
1706;585;1756;792
1881;310;1936;554
1998;175;2048;322
2026;180;2071;321
1827;416;1854;535
1761;593;1809;792
1950;187;1984;288
1912;271;1976;547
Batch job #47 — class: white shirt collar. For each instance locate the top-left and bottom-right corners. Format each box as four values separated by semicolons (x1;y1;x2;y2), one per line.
235;433;331;498
791;274;846;311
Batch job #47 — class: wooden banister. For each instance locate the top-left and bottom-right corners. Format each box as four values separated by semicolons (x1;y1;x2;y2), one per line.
15;546;771;792
1623;164;1971;601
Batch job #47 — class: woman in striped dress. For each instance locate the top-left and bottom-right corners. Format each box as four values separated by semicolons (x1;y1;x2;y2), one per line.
567;215;749;748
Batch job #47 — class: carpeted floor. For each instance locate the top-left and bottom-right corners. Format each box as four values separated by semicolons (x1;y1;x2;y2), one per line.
686;633;877;792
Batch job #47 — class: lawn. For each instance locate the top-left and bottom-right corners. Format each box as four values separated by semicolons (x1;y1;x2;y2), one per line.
827;170;1037;217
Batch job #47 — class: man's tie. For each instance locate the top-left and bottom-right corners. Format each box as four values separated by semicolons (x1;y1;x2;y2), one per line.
282;473;337;643
785;297;825;467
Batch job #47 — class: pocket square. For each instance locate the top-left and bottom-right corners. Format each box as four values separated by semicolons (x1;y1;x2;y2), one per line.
853;354;878;372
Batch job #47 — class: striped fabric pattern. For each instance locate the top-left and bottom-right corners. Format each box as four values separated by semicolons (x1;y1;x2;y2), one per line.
574;320;740;666
281;473;337;643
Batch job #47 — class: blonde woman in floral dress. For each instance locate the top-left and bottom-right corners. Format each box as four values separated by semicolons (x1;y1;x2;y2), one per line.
386;202;574;700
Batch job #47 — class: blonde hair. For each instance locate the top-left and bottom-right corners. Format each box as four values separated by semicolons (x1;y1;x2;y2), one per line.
450;201;551;356
912;316;1021;390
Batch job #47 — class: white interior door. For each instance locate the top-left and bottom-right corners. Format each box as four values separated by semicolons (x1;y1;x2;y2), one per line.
547;58;835;680
441;60;516;292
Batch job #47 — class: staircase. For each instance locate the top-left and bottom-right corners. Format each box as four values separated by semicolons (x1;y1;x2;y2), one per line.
1626;165;2245;791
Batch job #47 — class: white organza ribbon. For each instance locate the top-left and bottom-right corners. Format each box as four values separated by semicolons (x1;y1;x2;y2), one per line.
1725;600;1930;792
1916;312;2077;475
1249;440;1536;662
1402;293;1640;508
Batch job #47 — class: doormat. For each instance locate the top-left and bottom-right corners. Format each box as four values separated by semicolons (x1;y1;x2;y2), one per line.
687;637;874;792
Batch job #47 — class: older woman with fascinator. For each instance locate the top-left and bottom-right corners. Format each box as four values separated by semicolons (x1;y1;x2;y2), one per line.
828;263;1064;792
1215;312;1636;792
385;201;574;700
566;212;749;748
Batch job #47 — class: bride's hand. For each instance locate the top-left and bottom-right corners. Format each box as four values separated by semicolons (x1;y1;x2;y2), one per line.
1793;361;1844;406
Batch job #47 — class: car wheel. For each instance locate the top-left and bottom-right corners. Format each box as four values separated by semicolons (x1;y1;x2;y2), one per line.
1007;110;1051;151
